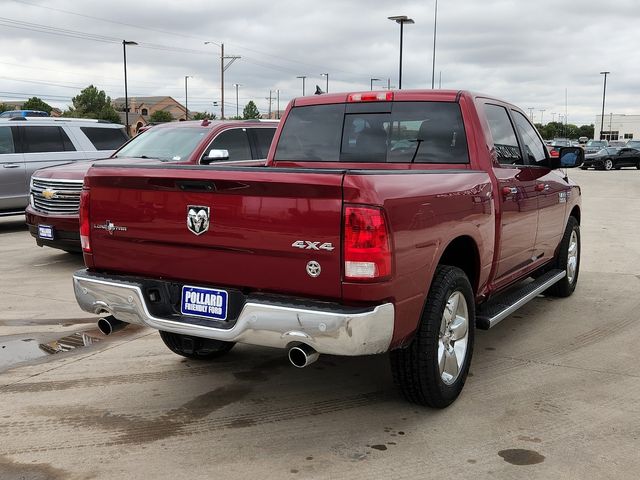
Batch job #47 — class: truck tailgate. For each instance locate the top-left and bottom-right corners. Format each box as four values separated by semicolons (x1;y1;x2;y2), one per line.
85;165;345;300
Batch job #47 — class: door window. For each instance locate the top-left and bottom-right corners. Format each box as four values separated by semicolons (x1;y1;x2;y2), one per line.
483;104;522;165
512;111;547;164
0;126;15;154
251;128;276;158
22;126;75;153
208;129;252;161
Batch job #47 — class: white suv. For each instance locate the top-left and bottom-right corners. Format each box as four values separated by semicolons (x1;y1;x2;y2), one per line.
0;117;127;216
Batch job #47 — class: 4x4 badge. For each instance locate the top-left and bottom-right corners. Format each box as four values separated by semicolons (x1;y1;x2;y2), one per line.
187;205;210;235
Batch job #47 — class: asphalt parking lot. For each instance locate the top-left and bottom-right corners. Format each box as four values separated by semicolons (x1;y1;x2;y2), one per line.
1;168;639;480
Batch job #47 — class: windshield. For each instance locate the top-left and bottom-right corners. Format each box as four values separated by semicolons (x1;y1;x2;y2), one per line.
586;140;606;147
274;101;469;164
114;127;208;161
626;140;640;148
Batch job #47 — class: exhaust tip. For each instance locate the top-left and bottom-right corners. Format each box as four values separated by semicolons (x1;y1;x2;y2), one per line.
288;344;319;368
97;316;128;336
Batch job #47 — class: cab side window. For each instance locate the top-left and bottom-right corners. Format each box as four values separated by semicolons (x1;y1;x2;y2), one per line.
22;126;75;153
207;129;251;161
512;111;547;164
483;104;522;165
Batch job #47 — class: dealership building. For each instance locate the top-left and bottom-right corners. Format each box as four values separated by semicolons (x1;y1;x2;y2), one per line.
594;114;640;141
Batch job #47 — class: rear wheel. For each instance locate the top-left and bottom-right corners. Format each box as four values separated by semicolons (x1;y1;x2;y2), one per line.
546;216;580;297
159;331;234;360
390;265;475;408
604;159;613;170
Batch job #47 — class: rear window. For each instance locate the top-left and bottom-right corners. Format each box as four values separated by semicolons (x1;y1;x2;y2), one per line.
80;127;128;151
274;101;469;164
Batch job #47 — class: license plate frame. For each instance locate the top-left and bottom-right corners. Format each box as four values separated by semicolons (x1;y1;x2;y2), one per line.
180;285;228;321
38;225;54;240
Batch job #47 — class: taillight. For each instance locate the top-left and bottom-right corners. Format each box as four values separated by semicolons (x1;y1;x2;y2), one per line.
343;205;391;281
347;92;394;102
79;189;91;253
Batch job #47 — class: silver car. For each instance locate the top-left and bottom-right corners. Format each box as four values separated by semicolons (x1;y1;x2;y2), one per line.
0;117;128;216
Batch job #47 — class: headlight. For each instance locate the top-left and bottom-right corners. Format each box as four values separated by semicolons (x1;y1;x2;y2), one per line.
29;194;35;208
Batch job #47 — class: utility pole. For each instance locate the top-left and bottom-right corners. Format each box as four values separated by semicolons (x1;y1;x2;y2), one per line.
276;89;280;119
233;83;241;118
388;16;415;90
205;42;240;120
431;0;438;89
184;75;192;120
268;90;272;118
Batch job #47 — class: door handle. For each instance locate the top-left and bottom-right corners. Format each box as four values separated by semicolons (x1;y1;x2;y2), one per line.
535;183;549;192
2;164;20;169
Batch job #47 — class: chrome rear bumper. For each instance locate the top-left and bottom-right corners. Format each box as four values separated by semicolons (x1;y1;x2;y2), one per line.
73;270;394;356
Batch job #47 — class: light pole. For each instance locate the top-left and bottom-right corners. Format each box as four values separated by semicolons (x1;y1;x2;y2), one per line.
296;75;307;96
431;0;438;89
122;40;137;136
233;83;241;118
388;16;414;90
184;76;192;120
276;89;280;119
204;41;240;120
370;77;380;90
321;73;329;93
599;71;610;140
539;109;545;125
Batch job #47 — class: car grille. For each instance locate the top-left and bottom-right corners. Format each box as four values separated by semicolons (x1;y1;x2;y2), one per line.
31;178;84;215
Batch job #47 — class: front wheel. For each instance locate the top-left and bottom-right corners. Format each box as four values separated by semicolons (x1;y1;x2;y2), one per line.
546;216;580;297
604;159;613;170
159;331;235;360
390;265;475;408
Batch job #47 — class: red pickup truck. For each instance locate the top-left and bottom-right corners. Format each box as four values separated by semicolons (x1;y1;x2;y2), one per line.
73;90;583;408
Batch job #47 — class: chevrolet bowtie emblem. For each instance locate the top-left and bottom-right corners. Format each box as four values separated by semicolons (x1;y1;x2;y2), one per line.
42;188;57;200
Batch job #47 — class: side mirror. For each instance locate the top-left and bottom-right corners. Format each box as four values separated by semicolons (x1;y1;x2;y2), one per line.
201;149;229;165
551;147;584;169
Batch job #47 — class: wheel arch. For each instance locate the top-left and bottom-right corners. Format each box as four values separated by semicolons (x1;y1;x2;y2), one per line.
570;205;581;224
436;235;481;294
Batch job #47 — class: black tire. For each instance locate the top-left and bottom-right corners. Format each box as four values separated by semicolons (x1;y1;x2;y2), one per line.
390;265;475;408
159;331;234;360
604;158;613;170
546;216;580;297
580;166;588;170
636;162;640;170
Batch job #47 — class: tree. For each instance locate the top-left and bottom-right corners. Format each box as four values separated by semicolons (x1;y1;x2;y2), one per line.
64;85;120;123
22;97;52;114
149;110;173;123
192;111;216;120
578;124;594;140
242;101;260;119
0;103;14;113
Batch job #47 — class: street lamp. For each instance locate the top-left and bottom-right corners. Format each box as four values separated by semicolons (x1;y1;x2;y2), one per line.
233;83;241;118
599;71;610;140
388;15;414;90
122;40;137;136
370;77;380;91
204;41;240;120
296;75;307;96
184;75;192;120
320;73;329;93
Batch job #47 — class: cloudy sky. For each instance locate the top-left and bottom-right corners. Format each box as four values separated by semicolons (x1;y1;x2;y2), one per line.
1;0;638;125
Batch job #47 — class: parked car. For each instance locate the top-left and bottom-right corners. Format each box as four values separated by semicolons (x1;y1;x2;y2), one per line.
582;147;640;170
25;119;278;252
72;90;583;408
0;117;127;216
548;138;572;157
625;140;640;149
608;140;627;148
584;139;609;155
0;110;49;118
